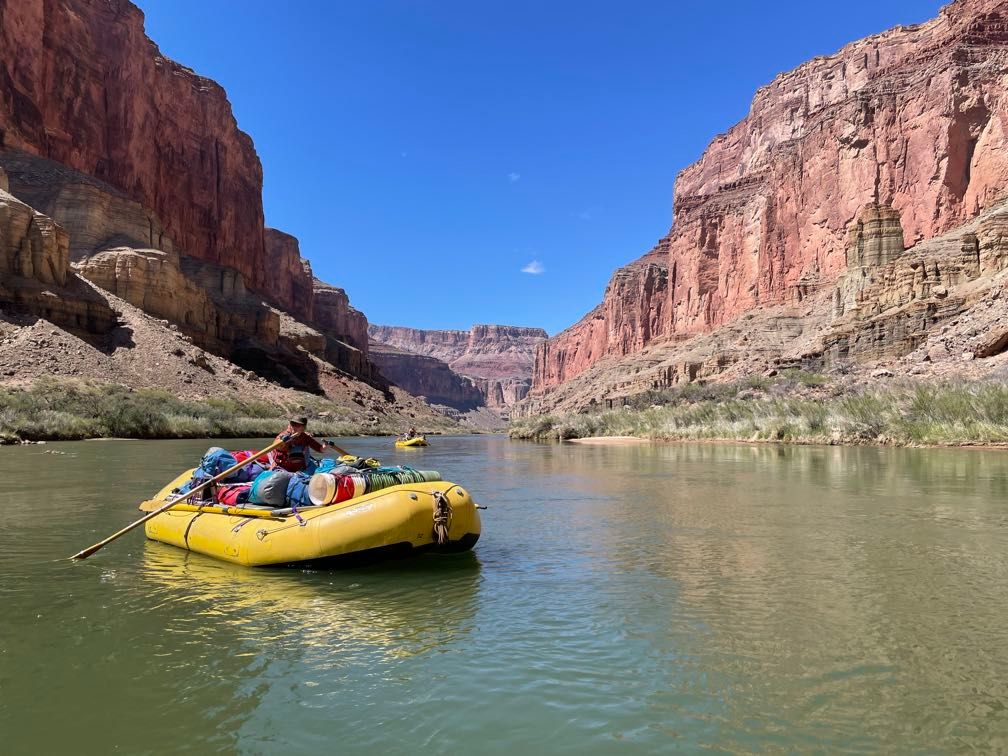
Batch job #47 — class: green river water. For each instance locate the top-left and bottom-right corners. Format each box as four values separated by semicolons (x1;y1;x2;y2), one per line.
1;435;1007;753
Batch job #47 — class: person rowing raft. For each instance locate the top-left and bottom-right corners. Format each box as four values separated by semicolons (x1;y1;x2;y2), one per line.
273;416;336;473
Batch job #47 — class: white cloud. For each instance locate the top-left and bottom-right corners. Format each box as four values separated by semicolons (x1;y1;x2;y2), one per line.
521;260;545;275
508;172;521;182
577;209;592;221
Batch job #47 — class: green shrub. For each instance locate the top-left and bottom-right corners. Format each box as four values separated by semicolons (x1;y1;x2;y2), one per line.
508;379;1008;447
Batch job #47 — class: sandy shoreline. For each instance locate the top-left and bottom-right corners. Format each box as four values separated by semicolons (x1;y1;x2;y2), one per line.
565;436;650;445
556;434;1008;450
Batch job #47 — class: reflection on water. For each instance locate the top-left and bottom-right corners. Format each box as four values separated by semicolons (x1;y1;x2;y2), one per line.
1;436;1008;752
140;545;481;661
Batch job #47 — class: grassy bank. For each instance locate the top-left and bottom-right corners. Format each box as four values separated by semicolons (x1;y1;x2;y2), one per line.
0;377;423;442
510;377;1008;447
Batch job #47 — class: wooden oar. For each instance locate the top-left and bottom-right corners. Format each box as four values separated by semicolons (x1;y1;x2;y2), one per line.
325;439;351;457
70;435;291;561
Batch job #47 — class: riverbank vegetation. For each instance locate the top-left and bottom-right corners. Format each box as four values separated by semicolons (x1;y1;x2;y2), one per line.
0;377;428;442
510;375;1008;447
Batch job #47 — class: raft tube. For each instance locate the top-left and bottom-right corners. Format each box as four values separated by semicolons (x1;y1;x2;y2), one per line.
142;469;480;566
395;436;429;447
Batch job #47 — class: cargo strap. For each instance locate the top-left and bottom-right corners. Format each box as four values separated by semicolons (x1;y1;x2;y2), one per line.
432;490;453;545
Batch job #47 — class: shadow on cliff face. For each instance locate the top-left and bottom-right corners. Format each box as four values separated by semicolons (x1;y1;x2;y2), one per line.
0;273;127;353
100;322;135;353
230;343;323;394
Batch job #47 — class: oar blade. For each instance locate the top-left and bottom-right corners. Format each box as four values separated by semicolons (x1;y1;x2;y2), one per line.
70;543;101;561
68;435;292;561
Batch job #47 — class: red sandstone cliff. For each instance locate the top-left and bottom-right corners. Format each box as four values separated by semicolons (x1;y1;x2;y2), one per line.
312;279;369;362
534;0;1008;391
0;0;320;321
0;0;376;388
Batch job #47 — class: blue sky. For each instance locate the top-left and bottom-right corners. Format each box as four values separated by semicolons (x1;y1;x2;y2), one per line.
140;0;942;335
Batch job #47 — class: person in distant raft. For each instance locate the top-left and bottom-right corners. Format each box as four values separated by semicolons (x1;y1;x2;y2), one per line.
274;416;334;473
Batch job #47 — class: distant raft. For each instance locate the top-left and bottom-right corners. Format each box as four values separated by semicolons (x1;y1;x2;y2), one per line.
395;436;429;447
142;468;480;567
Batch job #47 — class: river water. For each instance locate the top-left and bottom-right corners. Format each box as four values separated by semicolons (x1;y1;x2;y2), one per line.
1;435;1007;753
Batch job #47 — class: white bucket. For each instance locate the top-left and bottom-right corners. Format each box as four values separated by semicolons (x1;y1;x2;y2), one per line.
308;472;338;506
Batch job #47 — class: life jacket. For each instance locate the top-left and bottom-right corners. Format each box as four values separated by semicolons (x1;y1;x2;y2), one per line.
274;436;318;473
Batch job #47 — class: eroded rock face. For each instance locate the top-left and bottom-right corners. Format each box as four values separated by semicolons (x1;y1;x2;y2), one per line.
0;146;374;383
0;187;68;287
264;229;314;323
0;150;175;260
369;343;484;411
312;281;369;360
823;198;1008;363
368;324;546;407
470;376;533;408
833;203;907;318
514;193;1008;418
846;204;906;269
0;0;372;342
77;247;281;350
0;0;273;293
534;0;1008;393
0;183;117;335
368;324;546;377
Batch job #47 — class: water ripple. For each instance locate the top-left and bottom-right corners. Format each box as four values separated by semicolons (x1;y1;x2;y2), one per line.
2;437;1008;752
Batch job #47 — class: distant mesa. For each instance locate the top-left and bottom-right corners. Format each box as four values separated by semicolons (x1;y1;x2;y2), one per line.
368;325;547;420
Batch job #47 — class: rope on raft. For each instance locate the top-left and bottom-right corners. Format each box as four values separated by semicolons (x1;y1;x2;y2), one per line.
432;490;453;545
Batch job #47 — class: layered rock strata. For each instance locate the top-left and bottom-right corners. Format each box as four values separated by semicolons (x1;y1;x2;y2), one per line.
369;342;485;411
0;166;117;336
820;201;1008;364
368;324;546;408
0;0;272;292
514;197;1008;417
533;0;1008;395
0;0;355;339
312;280;369;363
0;148;373;388
833;203;907;317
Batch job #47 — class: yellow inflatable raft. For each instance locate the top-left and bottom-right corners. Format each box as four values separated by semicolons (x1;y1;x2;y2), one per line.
395;436;429;447
142;469;480;567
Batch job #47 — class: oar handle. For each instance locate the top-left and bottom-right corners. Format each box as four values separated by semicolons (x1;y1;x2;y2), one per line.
325;440;351;457
70;435;292;561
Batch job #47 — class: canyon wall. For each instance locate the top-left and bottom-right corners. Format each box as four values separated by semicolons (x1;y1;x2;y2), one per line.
0;0;275;291
0;0;356;349
0;165;119;337
369;324;546;408
514;192;1008;417
312;280;369;363
533;0;1008;393
0;148;374;386
368;343;485;411
0;1;377;390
